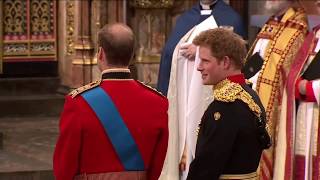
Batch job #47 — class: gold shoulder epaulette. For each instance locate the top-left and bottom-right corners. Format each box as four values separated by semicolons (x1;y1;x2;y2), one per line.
69;79;101;98
136;80;166;98
213;79;261;117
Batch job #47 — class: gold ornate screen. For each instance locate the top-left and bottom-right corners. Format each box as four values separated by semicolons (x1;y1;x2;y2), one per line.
2;0;56;62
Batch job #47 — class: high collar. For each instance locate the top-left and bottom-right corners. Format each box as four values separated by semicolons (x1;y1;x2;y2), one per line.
101;68;132;80
226;73;246;85
213;73;246;92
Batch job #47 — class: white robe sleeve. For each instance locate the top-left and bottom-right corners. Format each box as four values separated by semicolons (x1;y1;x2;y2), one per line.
311;79;320;105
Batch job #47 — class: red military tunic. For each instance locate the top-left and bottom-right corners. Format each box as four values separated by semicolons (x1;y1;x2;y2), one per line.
53;69;169;180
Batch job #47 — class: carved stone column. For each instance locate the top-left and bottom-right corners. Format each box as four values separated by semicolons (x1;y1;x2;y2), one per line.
71;0;95;88
130;0;174;87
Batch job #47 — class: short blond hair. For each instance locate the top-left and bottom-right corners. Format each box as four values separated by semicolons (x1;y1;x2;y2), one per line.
193;28;247;69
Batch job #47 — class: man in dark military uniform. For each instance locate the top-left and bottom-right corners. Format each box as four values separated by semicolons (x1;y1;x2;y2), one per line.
187;28;271;180
53;23;169;180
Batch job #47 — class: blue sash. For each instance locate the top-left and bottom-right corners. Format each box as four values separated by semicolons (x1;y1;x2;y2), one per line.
81;87;145;170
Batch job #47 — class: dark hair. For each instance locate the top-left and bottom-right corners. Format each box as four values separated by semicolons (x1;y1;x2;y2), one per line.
193;28;247;69
97;23;134;66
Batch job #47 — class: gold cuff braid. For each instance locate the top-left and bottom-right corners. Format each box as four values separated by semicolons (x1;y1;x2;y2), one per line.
219;171;258;180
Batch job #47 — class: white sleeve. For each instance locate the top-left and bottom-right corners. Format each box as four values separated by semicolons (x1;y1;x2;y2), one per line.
312;79;320;105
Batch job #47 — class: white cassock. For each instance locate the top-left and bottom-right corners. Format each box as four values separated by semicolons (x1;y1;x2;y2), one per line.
159;16;217;180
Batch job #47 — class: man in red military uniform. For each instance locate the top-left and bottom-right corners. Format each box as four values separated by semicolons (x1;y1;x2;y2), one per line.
53;23;169;180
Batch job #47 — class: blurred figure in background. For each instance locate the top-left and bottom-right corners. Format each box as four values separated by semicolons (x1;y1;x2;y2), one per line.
243;0;308;179
276;0;320;179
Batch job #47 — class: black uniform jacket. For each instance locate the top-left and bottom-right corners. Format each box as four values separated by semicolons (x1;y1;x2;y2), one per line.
187;74;270;180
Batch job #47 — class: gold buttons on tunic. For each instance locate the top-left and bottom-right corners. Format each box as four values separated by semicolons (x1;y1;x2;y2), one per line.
213;112;221;121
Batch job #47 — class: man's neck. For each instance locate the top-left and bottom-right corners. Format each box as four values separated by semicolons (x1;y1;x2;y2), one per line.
225;69;242;78
200;0;218;10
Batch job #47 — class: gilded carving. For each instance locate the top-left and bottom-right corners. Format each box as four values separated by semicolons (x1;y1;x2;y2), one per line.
2;0;56;61
3;0;27;37
31;42;55;52
4;43;28;54
66;0;75;55
130;0;174;8
30;0;53;35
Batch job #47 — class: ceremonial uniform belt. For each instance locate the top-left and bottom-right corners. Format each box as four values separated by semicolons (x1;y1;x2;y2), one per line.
74;171;147;180
219;172;258;180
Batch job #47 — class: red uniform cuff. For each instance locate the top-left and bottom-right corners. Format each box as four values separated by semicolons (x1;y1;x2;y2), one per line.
304;81;316;102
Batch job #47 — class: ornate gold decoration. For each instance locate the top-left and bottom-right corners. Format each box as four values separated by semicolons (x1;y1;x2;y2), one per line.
69;79;101;98
4;43;28;54
31;42;55;52
220;171;258;180
247;8;308;142
213;112;221;121
213;79;261;117
3;0;26;36
66;0;75;55
30;0;52;34
130;0;174;8
3;0;57;62
256;8;307;122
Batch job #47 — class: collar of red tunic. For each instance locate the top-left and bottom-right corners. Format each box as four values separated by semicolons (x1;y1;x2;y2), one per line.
101;68;132;80
226;74;246;85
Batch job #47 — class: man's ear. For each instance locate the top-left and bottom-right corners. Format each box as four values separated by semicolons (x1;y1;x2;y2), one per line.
98;47;104;61
222;56;231;69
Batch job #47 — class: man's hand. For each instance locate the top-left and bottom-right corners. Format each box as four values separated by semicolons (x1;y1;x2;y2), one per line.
298;79;308;95
180;43;196;60
179;154;187;172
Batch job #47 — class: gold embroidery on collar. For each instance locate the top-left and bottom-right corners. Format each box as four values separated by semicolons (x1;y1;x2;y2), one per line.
101;68;130;74
69;79;101;98
213;79;261;117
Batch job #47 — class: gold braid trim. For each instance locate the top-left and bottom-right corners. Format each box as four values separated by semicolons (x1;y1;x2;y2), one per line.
213;79;261;117
136;80;166;98
255;7;307;129
219;171;258;180
69;79;101;98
